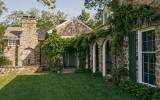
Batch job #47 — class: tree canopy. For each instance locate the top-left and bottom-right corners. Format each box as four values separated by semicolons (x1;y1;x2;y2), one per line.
0;0;7;16
37;0;56;9
3;9;66;28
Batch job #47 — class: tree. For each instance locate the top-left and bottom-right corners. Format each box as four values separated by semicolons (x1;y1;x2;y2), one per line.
77;9;101;29
4;10;25;26
0;23;6;53
27;8;40;18
78;9;90;24
37;10;66;29
37;0;56;9
84;0;116;25
4;9;66;28
43;31;66;72
84;0;110;10
0;0;7;16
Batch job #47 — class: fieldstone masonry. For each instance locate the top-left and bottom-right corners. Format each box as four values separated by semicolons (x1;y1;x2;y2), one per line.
0;66;42;74
4;16;43;67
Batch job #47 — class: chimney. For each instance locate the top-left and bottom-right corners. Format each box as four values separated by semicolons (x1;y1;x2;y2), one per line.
21;16;36;28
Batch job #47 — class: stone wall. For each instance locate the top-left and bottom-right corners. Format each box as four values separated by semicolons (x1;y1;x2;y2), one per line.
18;17;39;66
4;45;16;66
0;66;42;74
114;39;129;68
155;25;160;86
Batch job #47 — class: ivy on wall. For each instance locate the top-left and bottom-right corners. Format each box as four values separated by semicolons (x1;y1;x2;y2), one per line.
108;2;160;55
43;1;160;69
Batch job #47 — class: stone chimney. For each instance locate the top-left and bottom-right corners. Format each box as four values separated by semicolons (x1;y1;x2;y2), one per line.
21;16;36;29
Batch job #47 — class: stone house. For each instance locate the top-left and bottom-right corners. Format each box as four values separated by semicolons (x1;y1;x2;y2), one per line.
88;0;160;87
4;16;49;67
48;18;92;68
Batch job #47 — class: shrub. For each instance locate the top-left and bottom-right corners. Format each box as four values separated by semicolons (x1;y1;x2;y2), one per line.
119;80;160;100
0;56;12;66
112;66;128;85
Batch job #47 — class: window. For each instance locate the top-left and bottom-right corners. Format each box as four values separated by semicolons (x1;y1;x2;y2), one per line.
8;40;16;46
142;30;156;85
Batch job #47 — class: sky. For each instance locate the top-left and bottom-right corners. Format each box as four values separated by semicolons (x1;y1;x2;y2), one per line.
0;0;96;21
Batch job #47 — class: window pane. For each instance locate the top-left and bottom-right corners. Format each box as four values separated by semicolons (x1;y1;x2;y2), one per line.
149;54;156;63
149;74;155;85
142;30;155;85
149;63;155;74
148;41;153;51
143;63;148;73
142;42;147;51
143;73;149;83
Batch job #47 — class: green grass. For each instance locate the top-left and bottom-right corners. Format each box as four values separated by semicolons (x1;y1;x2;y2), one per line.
0;72;136;100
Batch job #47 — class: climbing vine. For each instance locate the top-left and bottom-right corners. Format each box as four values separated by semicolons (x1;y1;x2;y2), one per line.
43;1;160;69
108;2;160;55
69;29;111;68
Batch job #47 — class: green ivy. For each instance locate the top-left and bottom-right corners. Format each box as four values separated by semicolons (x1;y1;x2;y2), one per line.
108;4;160;55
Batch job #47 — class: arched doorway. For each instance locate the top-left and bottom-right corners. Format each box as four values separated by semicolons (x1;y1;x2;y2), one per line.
102;40;112;77
93;42;99;73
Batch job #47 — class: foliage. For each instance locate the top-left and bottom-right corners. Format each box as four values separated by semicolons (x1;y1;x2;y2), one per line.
26;8;40;18
84;0;112;25
37;10;67;29
78;9;90;24
112;66;128;85
0;23;6;53
4;10;25;27
43;32;66;60
77;9;101;29
107;3;160;55
0;56;12;66
84;0;110;10
119;80;160;100
0;0;7;16
68;29;111;68
4;9;66;28
43;31;66;72
37;0;56;9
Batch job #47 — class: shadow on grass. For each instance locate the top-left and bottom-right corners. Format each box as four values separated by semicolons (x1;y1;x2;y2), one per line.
0;73;137;100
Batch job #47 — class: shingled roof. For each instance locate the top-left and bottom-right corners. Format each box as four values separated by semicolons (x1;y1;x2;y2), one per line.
4;27;49;41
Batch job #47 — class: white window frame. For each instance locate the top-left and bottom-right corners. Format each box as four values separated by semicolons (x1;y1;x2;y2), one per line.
138;27;156;86
8;40;16;47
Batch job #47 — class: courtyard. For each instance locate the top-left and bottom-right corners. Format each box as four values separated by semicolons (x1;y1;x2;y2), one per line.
0;72;136;100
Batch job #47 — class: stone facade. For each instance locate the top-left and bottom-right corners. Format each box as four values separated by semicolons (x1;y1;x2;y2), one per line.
4;16;48;67
51;18;92;68
0;66;42;74
95;0;160;87
56;18;92;36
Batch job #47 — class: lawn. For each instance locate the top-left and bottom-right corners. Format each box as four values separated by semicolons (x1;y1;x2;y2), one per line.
0;72;136;100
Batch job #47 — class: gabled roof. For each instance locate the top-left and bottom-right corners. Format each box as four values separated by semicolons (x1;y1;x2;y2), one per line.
4;27;22;40
4;27;49;41
55;18;93;36
56;18;93;31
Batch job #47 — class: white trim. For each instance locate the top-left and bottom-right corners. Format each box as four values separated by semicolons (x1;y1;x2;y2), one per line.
138;27;155;84
138;30;142;83
8;40;16;47
77;54;79;68
102;40;107;77
85;54;89;69
92;42;97;73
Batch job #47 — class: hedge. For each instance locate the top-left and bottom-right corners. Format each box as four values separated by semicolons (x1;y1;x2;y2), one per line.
119;80;160;100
